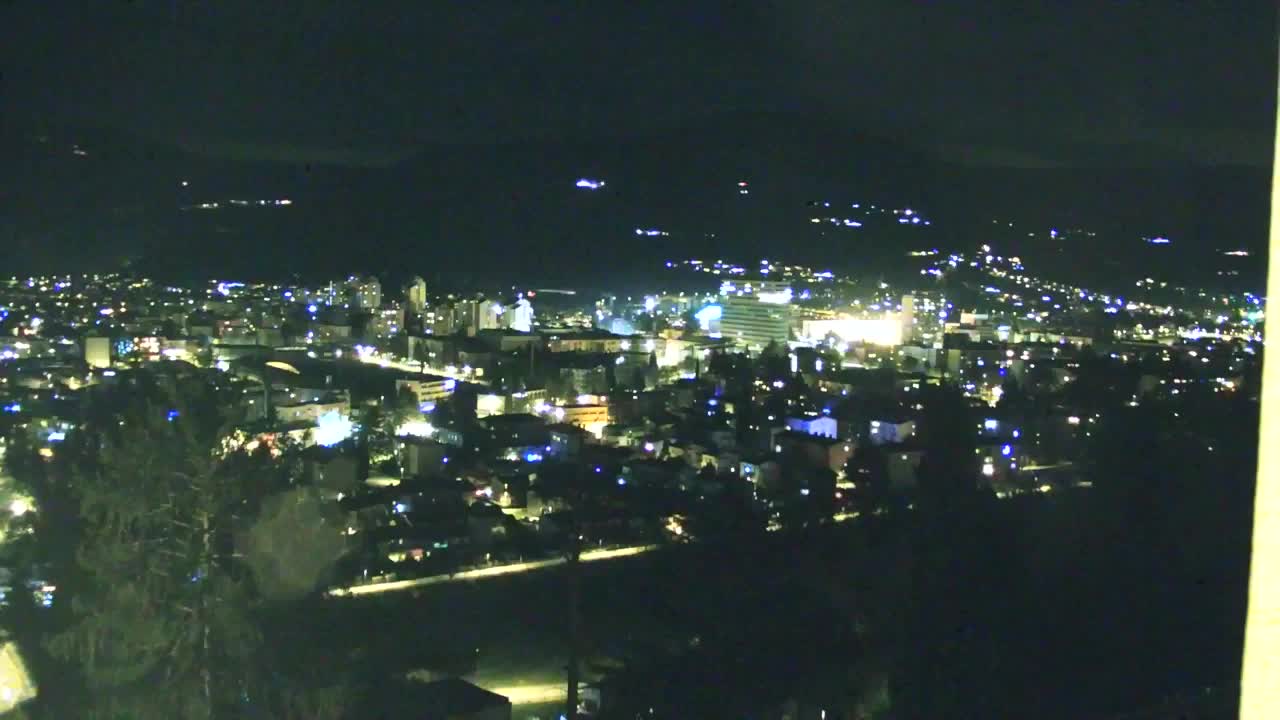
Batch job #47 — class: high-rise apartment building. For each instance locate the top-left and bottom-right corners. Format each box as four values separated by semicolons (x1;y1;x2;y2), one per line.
453;297;504;333
347;276;381;310
405;276;428;313
901;292;946;346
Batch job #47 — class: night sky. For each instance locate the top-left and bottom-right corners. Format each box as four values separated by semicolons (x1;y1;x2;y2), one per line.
5;1;1275;166
1;1;1276;281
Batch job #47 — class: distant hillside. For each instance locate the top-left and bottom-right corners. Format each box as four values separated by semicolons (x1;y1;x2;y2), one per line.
0;116;1269;292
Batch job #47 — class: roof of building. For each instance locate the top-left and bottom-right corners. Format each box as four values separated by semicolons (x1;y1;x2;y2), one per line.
870;411;916;424
827;367;896;386
478;413;544;428
775;430;848;448
540;328;624;340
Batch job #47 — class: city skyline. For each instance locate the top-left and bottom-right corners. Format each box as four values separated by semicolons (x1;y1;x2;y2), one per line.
0;3;1274;719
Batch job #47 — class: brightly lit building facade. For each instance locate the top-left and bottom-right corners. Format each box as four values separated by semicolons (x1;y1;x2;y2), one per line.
83;336;110;368
800;317;903;347
719;281;793;352
506;296;534;333
559;403;611;437
395;377;458;406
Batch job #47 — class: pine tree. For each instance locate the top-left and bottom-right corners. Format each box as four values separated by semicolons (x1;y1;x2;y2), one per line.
46;392;262;720
35;370;349;719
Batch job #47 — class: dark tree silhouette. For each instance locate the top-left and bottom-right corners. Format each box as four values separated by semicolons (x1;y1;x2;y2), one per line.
846;442;891;520
4;370;352;719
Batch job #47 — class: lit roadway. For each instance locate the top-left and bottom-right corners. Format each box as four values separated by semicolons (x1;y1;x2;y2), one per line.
355;353;490;386
326;544;658;598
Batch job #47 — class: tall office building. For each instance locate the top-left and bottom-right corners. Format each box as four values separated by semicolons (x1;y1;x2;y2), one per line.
720;282;793;352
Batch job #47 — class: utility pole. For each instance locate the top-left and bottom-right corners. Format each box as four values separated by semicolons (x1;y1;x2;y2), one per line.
565;477;583;720
566;537;581;720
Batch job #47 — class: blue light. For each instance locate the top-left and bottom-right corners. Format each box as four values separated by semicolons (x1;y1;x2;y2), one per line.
525;452;543;463
617;477;626;486
167;410;180;422
444;379;457;391
3;404;21;413
1001;444;1012;457
420;402;436;413
694;304;722;330
707;399;718;406
823;407;831;415
307;304;318;313
594;466;602;473
47;431;66;442
314;410;354;447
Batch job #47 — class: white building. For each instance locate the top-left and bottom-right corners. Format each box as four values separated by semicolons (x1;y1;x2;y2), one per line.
869;418;916;445
507;297;534;333
720;284;793;352
800;316;903;347
785;415;839;439
396;377;457;405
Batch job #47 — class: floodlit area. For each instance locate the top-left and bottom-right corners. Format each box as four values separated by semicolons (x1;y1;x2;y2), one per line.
0;643;35;714
483;682;567;706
